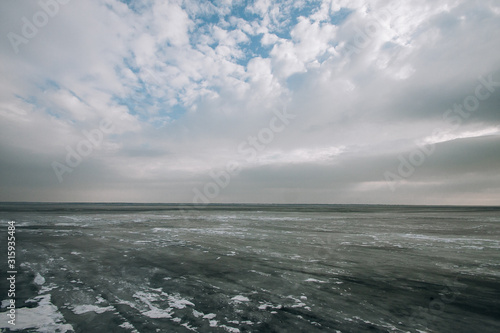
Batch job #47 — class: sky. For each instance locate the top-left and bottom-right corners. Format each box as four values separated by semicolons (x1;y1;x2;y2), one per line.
0;0;500;205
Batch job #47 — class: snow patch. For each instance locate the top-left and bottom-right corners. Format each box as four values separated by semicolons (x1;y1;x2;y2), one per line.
162;292;194;309
258;303;282;310
231;295;250;302
203;313;217;319
305;278;326;283
181;322;197;331
119;321;135;330
118;321;140;332
34;273;45;285
39;283;57;294
9;294;73;333
193;309;203;317
72;304;114;315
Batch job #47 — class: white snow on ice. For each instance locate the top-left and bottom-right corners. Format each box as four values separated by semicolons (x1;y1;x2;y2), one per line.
4;294;73;333
231;295;250;302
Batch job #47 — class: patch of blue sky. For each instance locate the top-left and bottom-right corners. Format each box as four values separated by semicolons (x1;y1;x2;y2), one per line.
15;94;52;116
316;46;335;63
264;1;321;39
187;15;259;67
122;58;141;75
38;78;61;91
15;94;36;105
113;95;146;121
114;84;154;119
29;80;93;121
189;20;217;50
16;93;68;122
166;104;187;121
289;1;323;22
234;34;271;66
116;87;187;124
200;1;315;40
120;62;162;97
229;1;261;24
330;7;354;25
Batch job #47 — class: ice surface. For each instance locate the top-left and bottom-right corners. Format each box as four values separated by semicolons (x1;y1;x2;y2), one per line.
1;204;499;333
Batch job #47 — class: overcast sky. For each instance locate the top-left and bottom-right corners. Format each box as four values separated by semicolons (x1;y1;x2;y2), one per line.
1;0;499;205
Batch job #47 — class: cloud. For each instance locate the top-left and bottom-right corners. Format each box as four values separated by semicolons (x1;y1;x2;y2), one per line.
0;0;499;204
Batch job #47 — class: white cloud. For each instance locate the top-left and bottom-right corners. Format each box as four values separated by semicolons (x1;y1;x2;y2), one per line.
248;0;272;17
290;17;337;63
246;57;281;100
421;127;500;145
270;38;306;78
152;1;192;46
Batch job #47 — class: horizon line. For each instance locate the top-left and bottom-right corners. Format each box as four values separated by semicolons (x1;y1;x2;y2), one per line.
1;201;499;208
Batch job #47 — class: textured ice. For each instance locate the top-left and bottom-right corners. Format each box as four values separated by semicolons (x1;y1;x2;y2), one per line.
142;307;173;319
220;324;241;332
133;291;173;319
2;204;499;333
